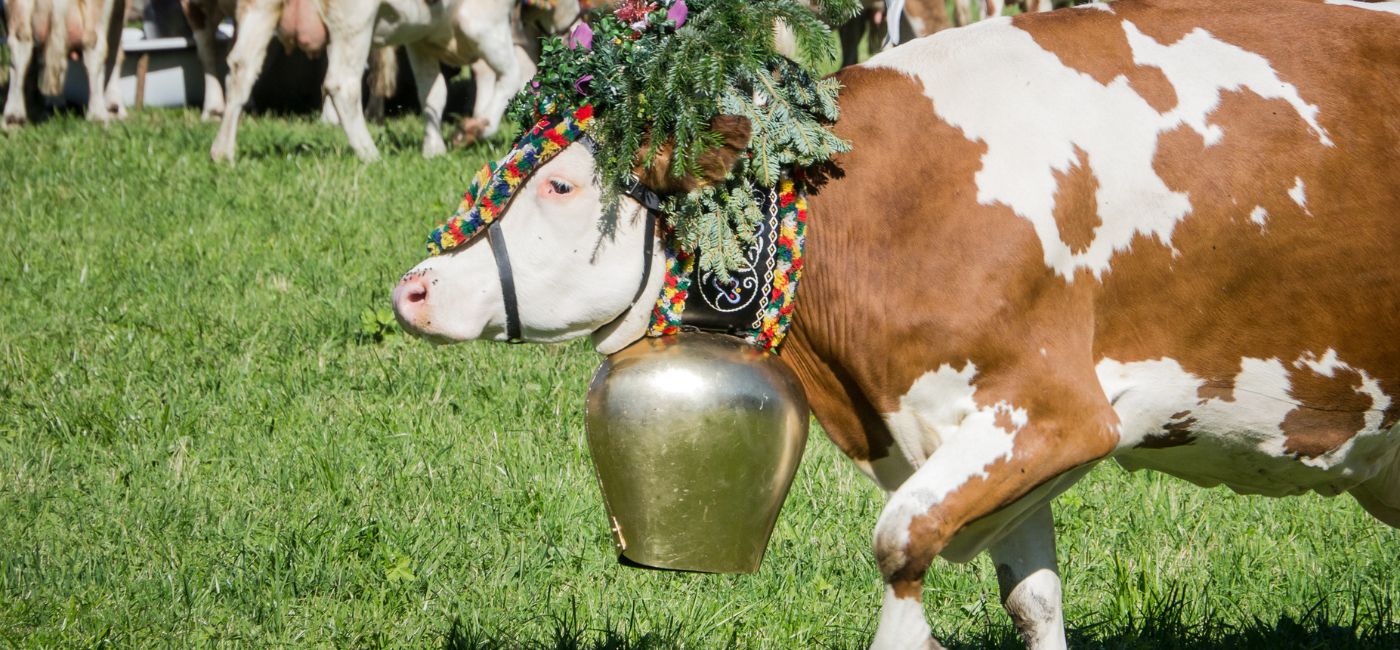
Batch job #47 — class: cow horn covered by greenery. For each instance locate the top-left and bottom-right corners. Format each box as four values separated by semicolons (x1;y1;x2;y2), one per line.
508;0;861;276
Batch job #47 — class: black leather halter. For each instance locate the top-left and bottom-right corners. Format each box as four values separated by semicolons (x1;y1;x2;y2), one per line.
487;174;661;344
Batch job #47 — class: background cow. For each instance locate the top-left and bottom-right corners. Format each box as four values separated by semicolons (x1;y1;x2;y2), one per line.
3;0;126;126
390;1;1400;648
316;0;574;163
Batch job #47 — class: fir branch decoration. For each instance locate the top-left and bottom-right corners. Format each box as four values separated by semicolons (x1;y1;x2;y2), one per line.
509;0;858;277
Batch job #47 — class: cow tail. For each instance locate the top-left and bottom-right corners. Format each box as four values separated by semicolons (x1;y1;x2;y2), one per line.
368;46;396;100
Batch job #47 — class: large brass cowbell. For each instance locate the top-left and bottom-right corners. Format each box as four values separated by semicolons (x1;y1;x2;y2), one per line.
584;332;810;573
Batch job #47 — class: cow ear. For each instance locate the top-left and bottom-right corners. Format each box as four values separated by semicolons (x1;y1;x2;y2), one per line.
635;115;752;194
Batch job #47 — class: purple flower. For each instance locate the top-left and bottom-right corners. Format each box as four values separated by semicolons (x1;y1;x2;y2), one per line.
666;0;687;27
573;74;594;95
566;22;593;50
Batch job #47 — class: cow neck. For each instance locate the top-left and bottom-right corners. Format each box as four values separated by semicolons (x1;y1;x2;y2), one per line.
641;178;810;354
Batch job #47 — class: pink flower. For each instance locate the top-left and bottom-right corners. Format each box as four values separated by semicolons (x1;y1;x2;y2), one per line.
565;22;593;50
666;0;687;27
573;74;594;95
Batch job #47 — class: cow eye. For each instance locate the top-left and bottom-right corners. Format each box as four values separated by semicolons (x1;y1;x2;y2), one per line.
548;179;574;195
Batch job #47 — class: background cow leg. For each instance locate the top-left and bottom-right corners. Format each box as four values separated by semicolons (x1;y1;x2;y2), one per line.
211;0;280;162
319;95;340;124
101;0;128;119
454;2;522;143
185;0;228;121
983;0;1003;20
404;44;447;159
81;0;120;122
3;3;35;127
952;0;972;26
322;23;378;161
987;505;1067;650
837;13;865;69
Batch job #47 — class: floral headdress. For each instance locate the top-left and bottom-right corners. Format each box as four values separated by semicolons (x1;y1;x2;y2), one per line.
505;0;858;276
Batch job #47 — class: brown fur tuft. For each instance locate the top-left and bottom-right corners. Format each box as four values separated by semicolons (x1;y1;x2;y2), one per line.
634;114;751;194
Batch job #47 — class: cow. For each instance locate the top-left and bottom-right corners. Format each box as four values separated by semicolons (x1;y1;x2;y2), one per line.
3;0;126;127
389;0;1400;647
208;0;578;162
315;0;579;162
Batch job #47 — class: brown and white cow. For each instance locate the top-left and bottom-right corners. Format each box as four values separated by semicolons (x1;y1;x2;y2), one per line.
391;1;1400;647
3;0;126;127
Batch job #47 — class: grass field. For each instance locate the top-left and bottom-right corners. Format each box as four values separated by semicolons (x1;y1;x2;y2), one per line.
1;111;1397;648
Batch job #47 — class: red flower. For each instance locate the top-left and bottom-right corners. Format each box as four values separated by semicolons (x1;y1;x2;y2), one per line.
615;0;658;24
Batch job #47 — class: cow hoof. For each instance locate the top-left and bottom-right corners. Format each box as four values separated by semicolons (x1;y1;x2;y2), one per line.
2;113;26;129
422;137;447;159
210;146;236;164
451;117;489;148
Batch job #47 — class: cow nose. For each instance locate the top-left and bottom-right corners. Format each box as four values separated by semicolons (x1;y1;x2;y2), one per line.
400;276;429;304
392;273;432;327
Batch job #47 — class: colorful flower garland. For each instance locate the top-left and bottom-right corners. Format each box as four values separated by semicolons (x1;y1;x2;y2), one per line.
426;104;595;256
647;178;808;353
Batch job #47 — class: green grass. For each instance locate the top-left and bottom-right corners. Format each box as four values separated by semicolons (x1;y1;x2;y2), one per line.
0;111;1396;649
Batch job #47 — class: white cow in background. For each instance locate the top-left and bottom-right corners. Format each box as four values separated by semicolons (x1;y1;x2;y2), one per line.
3;0;127;126
207;0;579;162
318;0;580;162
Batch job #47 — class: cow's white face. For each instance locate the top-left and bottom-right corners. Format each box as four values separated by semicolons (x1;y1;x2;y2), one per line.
392;143;664;353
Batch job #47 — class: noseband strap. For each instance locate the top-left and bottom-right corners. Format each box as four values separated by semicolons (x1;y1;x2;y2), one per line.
486;220;526;344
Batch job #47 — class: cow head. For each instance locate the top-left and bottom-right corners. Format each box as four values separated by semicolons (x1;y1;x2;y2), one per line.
392;116;750;354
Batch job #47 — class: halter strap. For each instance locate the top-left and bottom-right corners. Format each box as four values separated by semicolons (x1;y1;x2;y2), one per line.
486;221;526;344
487;172;662;345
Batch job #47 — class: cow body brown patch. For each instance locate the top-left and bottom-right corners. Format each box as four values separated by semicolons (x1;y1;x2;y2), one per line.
1051;146;1100;255
1280;363;1375;458
1017;7;1179;113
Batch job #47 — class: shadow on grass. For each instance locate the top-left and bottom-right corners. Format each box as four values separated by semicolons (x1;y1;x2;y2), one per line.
953;585;1400;650
441;613;686;650
438;587;1399;650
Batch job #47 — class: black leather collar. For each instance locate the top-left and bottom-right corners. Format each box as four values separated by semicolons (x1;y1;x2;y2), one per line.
677;185;782;337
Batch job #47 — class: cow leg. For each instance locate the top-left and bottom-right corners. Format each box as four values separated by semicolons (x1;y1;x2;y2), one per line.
1350;444;1400;528
185;0;227;121
102;0;128;119
837;13;865;67
869;381;1115;649
81;0;120;122
320;95;340;124
987;505;1067;650
322;19;378;162
454;3;522;143
404;43;447;159
3;6;35;127
210;0;280;162
983;0;1004;20
952;0;972;26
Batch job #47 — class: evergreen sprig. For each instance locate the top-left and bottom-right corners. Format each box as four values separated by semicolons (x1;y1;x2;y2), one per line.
509;0;859;277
